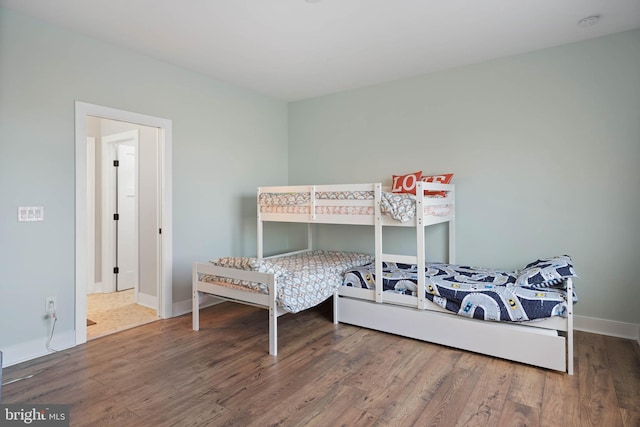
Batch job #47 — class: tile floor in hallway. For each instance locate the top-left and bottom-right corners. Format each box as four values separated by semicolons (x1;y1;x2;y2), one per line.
87;289;159;340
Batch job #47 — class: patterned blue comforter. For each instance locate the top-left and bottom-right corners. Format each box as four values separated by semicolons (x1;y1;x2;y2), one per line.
342;257;578;322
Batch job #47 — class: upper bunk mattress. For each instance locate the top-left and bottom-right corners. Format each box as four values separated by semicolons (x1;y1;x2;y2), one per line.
342;257;578;322
259;190;453;222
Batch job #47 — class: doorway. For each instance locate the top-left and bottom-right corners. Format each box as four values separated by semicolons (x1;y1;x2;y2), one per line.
85;121;156;339
75;102;173;346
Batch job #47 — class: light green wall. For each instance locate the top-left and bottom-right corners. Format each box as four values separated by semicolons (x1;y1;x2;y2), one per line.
289;30;640;324
0;8;288;352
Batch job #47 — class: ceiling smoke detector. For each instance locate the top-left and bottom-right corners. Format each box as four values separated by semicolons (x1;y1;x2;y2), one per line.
578;15;601;28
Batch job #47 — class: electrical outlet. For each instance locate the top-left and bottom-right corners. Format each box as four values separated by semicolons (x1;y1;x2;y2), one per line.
46;297;56;314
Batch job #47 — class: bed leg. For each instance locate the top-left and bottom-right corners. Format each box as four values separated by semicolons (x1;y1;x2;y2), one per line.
567;278;574;375
567;311;574;375
269;306;277;356
192;289;200;331
333;292;339;324
567;328;574;375
192;263;200;331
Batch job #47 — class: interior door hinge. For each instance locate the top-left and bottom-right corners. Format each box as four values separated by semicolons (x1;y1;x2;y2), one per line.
113;160;119;167
113;267;119;274
113;213;119;221
159;228;162;234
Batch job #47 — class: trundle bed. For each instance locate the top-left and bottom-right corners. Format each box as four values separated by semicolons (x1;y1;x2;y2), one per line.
192;181;576;373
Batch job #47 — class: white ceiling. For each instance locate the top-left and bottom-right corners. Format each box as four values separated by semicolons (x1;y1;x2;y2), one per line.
2;0;639;101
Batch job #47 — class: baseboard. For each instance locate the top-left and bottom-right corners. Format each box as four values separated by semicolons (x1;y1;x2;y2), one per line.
172;295;223;317
1;330;76;368
574;315;640;343
137;292;158;310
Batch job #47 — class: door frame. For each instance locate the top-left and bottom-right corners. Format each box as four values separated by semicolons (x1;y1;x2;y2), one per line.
86;137;98;294
102;130;139;294
75;101;173;345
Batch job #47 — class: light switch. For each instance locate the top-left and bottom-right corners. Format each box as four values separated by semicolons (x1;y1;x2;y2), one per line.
18;206;44;222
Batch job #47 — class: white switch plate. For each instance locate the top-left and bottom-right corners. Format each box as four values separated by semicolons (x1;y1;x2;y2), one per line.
18;206;44;222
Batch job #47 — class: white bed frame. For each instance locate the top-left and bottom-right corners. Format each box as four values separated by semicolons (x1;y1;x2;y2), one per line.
193;262;284;355
193;182;573;373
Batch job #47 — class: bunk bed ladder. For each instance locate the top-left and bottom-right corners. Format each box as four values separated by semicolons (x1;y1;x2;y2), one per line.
374;182;427;309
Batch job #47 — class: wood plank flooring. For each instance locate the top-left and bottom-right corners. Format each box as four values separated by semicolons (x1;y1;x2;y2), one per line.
3;301;639;426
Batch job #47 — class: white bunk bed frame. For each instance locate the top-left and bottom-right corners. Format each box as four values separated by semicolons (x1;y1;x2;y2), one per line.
193;182;573;373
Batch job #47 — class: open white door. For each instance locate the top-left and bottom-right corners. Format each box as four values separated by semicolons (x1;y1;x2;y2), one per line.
116;142;138;291
102;130;139;293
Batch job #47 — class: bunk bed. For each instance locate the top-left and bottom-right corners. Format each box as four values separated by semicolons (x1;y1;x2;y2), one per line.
192;181;575;373
192;181;450;355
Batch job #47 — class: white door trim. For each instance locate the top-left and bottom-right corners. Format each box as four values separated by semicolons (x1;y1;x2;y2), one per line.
75;101;173;346
86;137;100;294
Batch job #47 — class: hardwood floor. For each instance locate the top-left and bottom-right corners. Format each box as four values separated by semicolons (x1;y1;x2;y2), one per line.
3;301;639;426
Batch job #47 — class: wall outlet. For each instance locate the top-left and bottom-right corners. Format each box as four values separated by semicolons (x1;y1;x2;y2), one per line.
46;297;56;314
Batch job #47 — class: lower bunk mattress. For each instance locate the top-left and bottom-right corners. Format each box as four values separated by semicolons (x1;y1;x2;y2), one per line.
342;256;578;322
203;250;374;313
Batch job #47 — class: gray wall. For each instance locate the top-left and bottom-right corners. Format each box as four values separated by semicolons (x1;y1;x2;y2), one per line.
288;30;640;324
0;8;288;353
